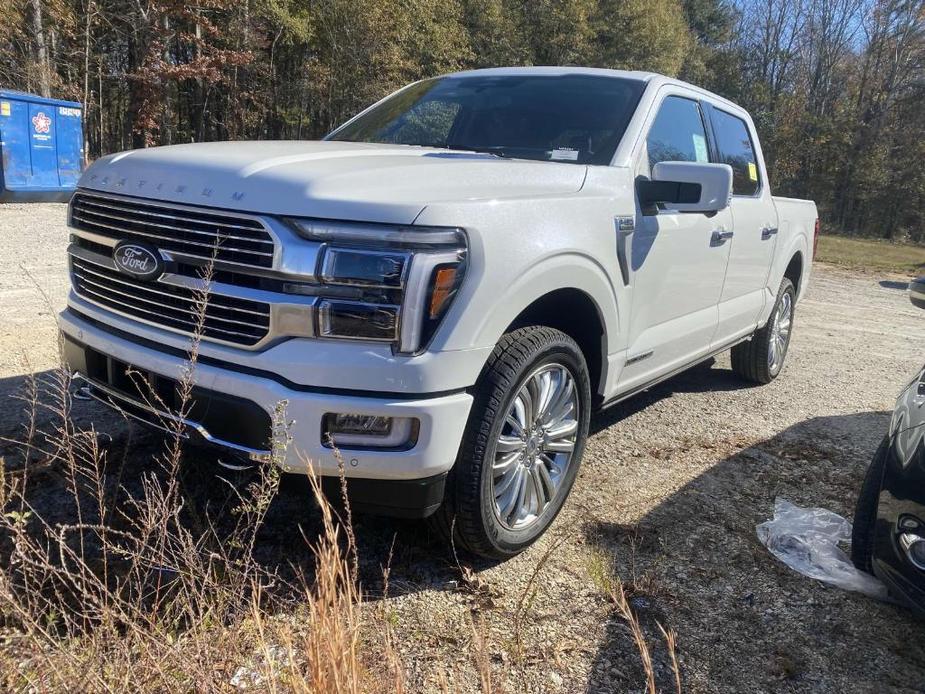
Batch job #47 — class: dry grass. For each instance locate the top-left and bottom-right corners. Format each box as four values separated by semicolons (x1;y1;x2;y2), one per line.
815;234;925;276
587;545;681;694
0;365;394;692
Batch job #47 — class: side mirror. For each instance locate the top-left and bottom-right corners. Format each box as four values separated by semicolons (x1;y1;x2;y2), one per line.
637;161;733;216
911;277;925;309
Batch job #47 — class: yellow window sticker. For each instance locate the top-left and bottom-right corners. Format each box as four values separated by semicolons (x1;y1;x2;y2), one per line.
0;101;10;117
747;162;758;181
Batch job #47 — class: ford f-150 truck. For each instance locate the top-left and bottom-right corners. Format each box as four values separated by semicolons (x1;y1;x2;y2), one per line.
60;67;818;558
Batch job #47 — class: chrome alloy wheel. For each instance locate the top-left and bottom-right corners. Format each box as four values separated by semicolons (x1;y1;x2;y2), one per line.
491;363;580;530
768;290;793;373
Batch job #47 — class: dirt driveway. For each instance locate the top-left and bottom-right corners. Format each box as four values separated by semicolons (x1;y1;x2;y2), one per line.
1;202;924;692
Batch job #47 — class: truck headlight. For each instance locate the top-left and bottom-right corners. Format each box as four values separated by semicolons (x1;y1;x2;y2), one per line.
318;300;400;341
286;218;467;353
321;248;408;288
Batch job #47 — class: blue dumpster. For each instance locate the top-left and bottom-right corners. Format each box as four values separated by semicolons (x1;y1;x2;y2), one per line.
0;90;84;202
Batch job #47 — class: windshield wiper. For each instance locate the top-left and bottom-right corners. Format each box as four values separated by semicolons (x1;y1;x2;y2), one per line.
442;144;508;158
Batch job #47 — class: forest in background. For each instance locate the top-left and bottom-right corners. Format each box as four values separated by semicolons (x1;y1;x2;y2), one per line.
1;0;923;241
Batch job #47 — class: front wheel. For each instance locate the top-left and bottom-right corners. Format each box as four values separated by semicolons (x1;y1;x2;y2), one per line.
432;326;591;559
731;277;796;384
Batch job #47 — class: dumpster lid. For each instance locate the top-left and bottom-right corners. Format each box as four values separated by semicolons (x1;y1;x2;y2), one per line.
0;90;82;109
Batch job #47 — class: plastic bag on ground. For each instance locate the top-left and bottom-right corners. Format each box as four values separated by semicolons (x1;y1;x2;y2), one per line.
756;497;890;601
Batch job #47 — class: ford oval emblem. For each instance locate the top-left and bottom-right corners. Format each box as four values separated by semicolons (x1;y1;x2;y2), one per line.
112;241;164;281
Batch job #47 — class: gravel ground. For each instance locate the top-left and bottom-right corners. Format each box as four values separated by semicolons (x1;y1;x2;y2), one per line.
1;202;924;692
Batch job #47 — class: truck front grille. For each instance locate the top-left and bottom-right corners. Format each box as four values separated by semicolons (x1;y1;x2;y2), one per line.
70;255;271;346
70;192;276;268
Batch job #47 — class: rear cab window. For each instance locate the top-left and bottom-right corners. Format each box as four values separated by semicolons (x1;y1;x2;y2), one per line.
709;108;761;196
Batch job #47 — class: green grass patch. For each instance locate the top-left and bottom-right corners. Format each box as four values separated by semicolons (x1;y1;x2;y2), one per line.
815;235;925;276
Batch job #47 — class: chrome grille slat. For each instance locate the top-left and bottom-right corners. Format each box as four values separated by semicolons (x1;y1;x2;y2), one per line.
72;273;270;331
72;233;274;270
75;202;274;245
72;261;270;317
74;285;263;341
70;255;271;346
75;197;268;233
72;212;275;257
70;192;276;269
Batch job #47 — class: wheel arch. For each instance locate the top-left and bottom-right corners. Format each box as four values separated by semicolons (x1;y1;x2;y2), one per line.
772;222;811;304
784;251;804;295
464;254;619;398
505;288;607;399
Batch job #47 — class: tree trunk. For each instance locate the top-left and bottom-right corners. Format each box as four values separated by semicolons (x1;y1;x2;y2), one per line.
29;0;52;97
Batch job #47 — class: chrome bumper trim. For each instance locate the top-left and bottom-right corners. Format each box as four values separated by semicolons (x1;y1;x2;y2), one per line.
73;373;272;462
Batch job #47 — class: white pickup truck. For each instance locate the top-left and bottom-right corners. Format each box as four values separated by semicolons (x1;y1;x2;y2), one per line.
60;67;817;558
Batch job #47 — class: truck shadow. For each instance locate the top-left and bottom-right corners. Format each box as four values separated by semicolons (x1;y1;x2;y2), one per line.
582;410;925;693
590;357;747;436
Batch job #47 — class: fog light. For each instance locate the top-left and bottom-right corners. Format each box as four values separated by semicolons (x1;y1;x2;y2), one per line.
322;413;418;449
900;532;925;571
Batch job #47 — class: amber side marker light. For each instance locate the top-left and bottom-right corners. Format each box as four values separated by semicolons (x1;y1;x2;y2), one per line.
429;266;459;319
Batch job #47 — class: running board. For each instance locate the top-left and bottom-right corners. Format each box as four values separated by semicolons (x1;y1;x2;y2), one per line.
600;336;749;410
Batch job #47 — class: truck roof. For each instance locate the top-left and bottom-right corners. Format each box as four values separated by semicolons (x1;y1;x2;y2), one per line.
446;65;661;82
440;66;746;118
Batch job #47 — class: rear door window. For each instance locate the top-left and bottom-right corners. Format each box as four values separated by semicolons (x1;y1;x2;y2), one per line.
710;109;760;196
645;96;710;169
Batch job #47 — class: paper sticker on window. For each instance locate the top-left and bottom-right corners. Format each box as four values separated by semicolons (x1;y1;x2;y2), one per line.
748;162;758;181
0;102;10;117
692;134;708;162
550;148;579;161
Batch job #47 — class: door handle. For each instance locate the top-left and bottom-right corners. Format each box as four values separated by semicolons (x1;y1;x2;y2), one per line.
711;228;734;246
761;226;779;240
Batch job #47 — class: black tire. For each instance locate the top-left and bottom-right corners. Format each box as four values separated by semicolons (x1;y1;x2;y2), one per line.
431;326;591;559
851;437;890;573
731;277;796;384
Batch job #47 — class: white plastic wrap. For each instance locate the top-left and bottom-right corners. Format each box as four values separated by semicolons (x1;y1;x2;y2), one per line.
756;497;890;600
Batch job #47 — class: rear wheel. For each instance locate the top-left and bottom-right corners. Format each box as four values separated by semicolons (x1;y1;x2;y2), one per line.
432;326;591;559
731;277;795;384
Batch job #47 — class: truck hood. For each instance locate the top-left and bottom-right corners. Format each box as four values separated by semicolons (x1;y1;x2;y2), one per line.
78;140;588;225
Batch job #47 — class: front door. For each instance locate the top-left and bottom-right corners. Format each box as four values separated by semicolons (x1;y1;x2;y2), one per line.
617;92;732;393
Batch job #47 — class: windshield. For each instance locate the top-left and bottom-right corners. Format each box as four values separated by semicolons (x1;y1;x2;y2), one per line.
327;74;646;165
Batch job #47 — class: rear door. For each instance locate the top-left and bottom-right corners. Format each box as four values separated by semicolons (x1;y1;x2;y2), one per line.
617;91;733;392
706;105;778;346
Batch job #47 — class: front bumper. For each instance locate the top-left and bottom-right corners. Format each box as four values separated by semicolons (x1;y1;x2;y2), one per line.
59;307;473;492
